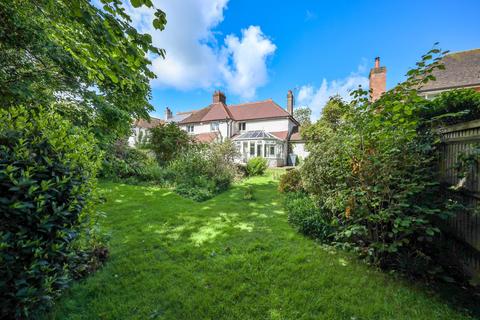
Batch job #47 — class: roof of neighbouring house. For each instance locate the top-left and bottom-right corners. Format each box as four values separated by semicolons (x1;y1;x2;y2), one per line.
133;116;164;129
179;99;295;124
419;49;480;93
193;132;220;143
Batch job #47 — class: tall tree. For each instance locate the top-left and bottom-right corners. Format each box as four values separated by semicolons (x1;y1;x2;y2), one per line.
294;106;312;126
0;0;167;143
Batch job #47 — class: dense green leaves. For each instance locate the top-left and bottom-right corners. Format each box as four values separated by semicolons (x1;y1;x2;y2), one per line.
0;106;102;318
0;0;166;144
149;123;192;165
295;47;472;274
246;157;268;176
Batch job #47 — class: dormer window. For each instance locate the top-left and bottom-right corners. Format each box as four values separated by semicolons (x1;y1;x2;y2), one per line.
186;125;194;133
238;122;246;131
210;121;219;131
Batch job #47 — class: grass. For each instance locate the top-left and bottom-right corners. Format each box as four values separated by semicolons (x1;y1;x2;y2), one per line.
46;173;474;319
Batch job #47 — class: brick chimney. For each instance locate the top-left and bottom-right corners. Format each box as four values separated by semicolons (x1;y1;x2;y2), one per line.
213;90;226;104
164;107;173;121
287;90;294;114
369;57;386;101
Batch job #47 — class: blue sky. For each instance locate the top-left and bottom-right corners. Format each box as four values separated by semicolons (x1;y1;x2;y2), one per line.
127;0;480;120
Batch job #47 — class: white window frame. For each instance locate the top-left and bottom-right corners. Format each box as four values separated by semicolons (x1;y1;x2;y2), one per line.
186;125;194;133
238;122;246;132
210;121;219;132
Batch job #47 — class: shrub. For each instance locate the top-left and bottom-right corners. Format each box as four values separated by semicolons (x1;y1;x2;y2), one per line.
0;106;102;318
100;142;170;184
285;192;333;240
246;157;268;176
278;169;303;193
298;47;470;274
149;123;191;165
169;140;238;201
243;185;254;200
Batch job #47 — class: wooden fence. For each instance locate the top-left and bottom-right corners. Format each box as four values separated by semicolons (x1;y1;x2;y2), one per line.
439;119;480;277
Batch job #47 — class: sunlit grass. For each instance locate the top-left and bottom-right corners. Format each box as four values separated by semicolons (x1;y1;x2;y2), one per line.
46;174;473;319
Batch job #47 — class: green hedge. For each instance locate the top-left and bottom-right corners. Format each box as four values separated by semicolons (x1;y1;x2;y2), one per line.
0;106;102;318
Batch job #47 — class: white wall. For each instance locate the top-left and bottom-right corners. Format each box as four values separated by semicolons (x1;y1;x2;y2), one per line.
128;126;149;147
179;120;229;141
233;118;290;134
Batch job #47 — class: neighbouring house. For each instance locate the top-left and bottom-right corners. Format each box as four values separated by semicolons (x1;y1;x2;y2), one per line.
369;49;480;102
177;90;305;167
418;48;480;99
128;117;164;147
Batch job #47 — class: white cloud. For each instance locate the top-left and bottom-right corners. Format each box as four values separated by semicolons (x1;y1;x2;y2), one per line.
221;26;276;99
296;64;369;121
123;0;275;98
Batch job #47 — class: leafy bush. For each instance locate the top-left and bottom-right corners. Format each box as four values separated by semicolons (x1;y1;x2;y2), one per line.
100;141;171;184
298;47;469;274
243;185;254;200
149;123;191;165
285;192;333;240
0;106;102;318
246;157;268;176
278;169;303;193
169;140;238;201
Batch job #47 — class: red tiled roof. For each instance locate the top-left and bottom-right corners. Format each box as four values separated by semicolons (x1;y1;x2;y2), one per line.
228;99;291;121
193;132;219;143
270;131;289;141
133;117;164;129
179;99;296;124
290;132;303;141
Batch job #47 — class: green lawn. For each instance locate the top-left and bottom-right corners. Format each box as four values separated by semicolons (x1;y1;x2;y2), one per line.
47;173;473;320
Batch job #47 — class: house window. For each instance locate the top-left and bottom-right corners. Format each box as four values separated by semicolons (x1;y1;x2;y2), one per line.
269;145;275;156
210;121;219;131
249;142;255;156
238;122;246;131
186;125;194;133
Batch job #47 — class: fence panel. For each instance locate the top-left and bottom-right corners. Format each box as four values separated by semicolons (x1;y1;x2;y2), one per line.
439;119;480;275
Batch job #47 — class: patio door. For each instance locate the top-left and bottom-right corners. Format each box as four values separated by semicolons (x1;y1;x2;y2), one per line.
256;143;262;157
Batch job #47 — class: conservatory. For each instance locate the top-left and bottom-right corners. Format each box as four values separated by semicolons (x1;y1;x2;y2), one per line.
232;130;287;167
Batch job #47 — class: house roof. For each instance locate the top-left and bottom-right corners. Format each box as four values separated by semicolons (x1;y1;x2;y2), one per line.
193;132;220;143
289;131;304;141
419;49;480;93
270;131;289;141
179;99;296;124
133;117;164;129
228;99;291;121
232;130;282;141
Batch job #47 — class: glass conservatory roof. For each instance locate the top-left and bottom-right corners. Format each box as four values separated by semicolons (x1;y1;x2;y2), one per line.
233;130;280;140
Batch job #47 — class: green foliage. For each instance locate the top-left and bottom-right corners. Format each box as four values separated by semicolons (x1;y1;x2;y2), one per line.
0;0;166;144
294;107;312;126
243;185;254;200
0;106;102;318
246;157;268;176
278;169;303;193
169;140;238;201
100;141;171;184
149;123;192;165
424;89;480;126
298;46;469;273
285;192;333;240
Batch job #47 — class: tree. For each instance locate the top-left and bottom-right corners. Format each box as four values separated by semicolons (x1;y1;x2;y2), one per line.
149;123;192;165
294;107;312;126
0;0;167;144
320;95;347;128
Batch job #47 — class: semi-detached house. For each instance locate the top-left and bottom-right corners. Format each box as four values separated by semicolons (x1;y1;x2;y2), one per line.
169;90;307;167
